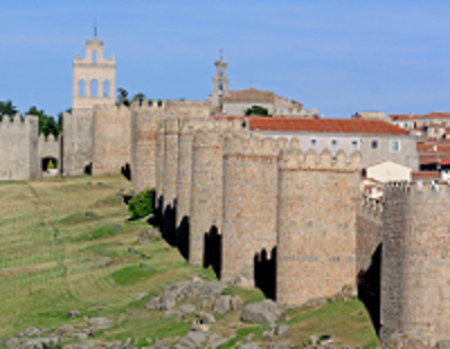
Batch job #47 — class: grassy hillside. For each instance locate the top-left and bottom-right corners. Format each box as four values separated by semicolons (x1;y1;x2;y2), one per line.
0;175;379;348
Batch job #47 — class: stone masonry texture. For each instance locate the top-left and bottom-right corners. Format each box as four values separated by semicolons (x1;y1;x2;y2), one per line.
276;147;361;306
189;128;224;265
221;133;280;283
92;105;131;176
381;183;450;346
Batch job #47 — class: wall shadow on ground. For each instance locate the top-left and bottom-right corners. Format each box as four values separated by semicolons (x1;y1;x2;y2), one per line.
358;243;382;334
254;247;277;300
203;225;222;279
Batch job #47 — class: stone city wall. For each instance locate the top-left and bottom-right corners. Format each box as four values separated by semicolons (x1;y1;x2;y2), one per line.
130;101;164;192
63;109;94;176
381;182;450;346
92;104;131;176
221;133;281;283
276;147;361;305
356;197;383;274
38;133;61;177
0;115;38;180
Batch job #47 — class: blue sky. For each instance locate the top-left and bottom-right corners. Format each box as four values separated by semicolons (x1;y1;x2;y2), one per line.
0;0;449;118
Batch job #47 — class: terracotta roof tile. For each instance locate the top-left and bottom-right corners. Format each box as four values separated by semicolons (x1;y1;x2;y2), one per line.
412;171;441;179
222;88;276;103
247;117;410;135
390;112;450;121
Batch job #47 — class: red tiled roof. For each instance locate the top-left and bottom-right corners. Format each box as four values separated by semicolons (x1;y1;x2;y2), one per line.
247;117;411;135
211;115;245;121
412;171;441;179
222;88;276;103
390;112;450;121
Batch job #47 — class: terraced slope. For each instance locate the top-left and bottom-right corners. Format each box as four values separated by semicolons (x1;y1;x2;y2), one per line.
0;175;379;348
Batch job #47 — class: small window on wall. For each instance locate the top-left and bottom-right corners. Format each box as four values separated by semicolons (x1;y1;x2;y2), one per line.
90;79;98;97
331;139;338;147
371;140;378;149
103;80;110;97
391;140;400;152
310;138;317;148
78;80;85;97
351;139;359;150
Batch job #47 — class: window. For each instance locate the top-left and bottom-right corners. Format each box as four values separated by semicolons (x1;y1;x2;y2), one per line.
350;139;359;150
103;80;110;97
78;79;85;97
92;49;97;64
90;79;98;97
309;138;317;148
391;140;400;152
371;140;378;149
331;139;338;147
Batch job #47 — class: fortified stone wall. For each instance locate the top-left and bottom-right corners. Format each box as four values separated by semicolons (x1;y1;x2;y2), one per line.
130;100;164;192
164;100;211;118
63;109;93;176
38;134;61;177
221;133;281;284
381;182;450;346
276;147;361;305
356;197;383;274
92;104;131;176
0;115;38;180
189;127;224;265
173;118;245;263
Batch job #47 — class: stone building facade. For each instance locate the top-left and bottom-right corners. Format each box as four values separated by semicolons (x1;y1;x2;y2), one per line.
246;117;419;170
209;58;319;117
64;35;116;176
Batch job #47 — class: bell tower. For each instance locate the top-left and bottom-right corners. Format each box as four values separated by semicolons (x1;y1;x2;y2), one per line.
211;52;229;110
72;32;116;110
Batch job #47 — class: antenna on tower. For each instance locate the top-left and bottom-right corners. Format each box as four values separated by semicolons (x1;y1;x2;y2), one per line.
94;17;98;39
219;48;223;61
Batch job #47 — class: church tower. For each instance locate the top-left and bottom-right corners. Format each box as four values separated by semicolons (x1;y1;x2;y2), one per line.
72;34;116;110
211;57;229;110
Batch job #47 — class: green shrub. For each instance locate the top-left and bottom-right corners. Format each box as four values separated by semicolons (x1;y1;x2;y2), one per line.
128;189;154;219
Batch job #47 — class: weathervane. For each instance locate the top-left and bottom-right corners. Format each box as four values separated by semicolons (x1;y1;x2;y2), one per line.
94;17;98;39
219;49;223;61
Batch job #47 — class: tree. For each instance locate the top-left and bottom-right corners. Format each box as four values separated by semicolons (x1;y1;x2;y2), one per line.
245;105;270;117
132;92;146;102
0;100;18;121
26;106;60;137
116;87;130;106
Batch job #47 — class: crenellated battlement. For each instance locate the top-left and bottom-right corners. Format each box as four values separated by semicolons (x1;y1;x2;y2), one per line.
384;180;450;196
223;133;282;157
38;133;60;143
279;144;361;171
0;114;38;128
93;103;131;116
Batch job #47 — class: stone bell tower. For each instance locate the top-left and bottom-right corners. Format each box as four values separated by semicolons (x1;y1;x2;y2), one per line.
211;54;229;110
72;32;116;110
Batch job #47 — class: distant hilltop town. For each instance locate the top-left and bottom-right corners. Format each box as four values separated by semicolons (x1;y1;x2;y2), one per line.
0;36;448;348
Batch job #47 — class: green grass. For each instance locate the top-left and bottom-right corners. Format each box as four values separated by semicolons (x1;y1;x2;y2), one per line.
0;174;379;348
111;265;155;286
